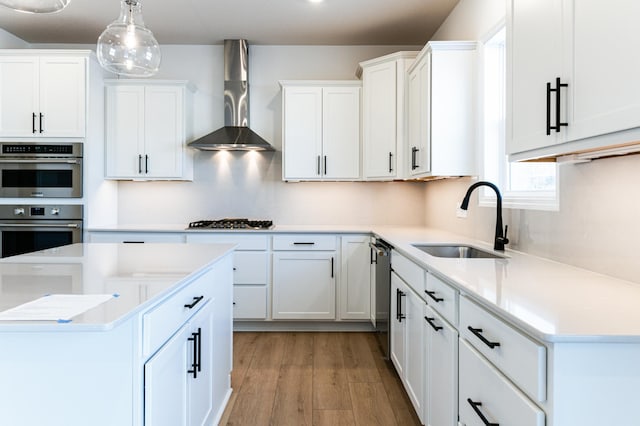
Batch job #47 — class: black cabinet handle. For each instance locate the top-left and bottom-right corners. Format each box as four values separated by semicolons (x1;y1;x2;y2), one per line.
32;112;37;133
467;326;501;349
425;290;444;303
138;155;142;174
546;77;568;135
123;241;144;243
411;147;419;170
39;113;44;133
467;398;499;426
424;316;443;332
145;154;149;173
370;247;377;265
184;295;204;309
187;327;202;379
324;155;327;175
317;155;321;175
330;257;334;278
396;288;406;322
388;152;393;173
293;242;315;245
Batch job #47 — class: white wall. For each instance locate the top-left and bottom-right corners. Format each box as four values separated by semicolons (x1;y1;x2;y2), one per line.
115;44;428;226
426;0;640;283
0;28;28;48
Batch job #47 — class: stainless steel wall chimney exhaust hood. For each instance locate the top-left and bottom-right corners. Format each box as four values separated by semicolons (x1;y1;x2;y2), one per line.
189;39;275;151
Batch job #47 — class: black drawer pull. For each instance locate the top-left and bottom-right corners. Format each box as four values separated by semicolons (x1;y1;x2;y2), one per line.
187;327;202;379
425;290;444;303
293;242;315;245
467;326;501;349
184;295;204;309
424;316;443;332
467;398;499;426
396;288;406;322
32;112;37;133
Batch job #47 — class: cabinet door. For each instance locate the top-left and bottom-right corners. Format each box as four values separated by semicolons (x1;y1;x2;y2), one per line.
0;56;38;137
188;300;214;426
508;0;567;154
425;305;458;426
105;85;145;178
282;86;323;180
404;287;425;423
144;324;190;426
39;56;86;137
340;235;371;320
233;285;267;319
144;85;185;178
407;55;429;176
362;61;397;179
390;272;405;376
568;0;640;142
322;86;360;179
272;251;336;319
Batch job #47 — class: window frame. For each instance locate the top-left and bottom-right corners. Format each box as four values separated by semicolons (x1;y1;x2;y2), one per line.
478;20;560;211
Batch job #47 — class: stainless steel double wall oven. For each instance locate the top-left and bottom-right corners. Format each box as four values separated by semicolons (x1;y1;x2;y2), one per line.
0;142;84;257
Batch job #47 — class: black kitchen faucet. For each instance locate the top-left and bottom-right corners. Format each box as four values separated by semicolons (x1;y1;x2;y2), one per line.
459;181;509;251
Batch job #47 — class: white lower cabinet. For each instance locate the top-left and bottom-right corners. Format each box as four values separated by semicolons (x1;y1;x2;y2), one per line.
272;251;336;319
340;235;372;320
144;299;214;426
424;304;458;426
459;338;545;426
390;271;425;423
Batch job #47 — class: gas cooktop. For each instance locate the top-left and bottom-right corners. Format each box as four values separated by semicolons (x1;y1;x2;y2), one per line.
187;218;273;230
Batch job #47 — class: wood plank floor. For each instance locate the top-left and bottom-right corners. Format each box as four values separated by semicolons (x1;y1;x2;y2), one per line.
219;332;421;426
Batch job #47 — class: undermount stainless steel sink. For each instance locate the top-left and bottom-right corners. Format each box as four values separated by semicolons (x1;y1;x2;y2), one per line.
412;244;505;259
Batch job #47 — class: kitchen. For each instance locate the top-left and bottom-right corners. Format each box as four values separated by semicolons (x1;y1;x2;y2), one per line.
0;0;639;425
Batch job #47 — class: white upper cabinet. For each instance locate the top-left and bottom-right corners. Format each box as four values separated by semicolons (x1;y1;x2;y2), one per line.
359;52;417;180
105;80;194;180
406;42;476;178
507;0;640;161
0;52;87;138
281;81;361;181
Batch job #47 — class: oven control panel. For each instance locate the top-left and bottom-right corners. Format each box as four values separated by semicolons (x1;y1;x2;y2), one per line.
0;205;83;220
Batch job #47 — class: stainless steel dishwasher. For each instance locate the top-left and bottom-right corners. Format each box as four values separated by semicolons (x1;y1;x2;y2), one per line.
370;238;393;359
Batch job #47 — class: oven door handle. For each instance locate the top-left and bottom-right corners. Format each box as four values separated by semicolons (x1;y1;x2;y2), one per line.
0;159;80;164
0;223;80;228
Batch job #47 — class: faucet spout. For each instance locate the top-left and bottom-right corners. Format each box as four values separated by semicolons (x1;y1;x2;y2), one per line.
459;181;509;251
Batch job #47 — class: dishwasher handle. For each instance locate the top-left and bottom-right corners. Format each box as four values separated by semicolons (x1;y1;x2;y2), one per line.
369;241;391;257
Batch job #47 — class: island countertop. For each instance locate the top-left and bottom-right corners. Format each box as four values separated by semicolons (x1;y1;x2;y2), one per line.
0;242;235;331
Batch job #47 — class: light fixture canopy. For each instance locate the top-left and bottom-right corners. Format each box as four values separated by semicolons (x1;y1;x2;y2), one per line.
97;0;161;77
0;0;69;13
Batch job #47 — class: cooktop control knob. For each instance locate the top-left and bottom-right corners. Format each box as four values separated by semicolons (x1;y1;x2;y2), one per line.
14;208;25;216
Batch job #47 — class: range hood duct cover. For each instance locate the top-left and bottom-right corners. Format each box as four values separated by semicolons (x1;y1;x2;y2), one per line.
189;39;274;151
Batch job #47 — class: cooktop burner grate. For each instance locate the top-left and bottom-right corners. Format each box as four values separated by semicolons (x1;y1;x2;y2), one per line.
187;218;273;230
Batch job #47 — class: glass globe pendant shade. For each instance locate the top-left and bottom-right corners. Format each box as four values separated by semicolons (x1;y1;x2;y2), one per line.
97;0;161;77
0;0;69;13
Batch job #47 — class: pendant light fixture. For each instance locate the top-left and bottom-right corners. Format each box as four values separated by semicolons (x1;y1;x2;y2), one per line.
97;0;161;77
0;0;69;13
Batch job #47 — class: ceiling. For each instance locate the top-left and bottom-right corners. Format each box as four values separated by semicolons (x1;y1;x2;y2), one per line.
0;0;460;46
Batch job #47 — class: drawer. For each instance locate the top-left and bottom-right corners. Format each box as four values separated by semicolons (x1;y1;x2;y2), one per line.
272;234;337;251
89;232;185;243
233;285;267;319
234;252;268;284
185;233;269;250
459;339;545;426
460;296;546;402
425;273;458;326
391;250;425;295
142;268;214;358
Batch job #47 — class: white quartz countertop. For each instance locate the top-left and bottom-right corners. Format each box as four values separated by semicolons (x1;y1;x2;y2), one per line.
0;243;235;331
372;227;640;343
87;224;640;343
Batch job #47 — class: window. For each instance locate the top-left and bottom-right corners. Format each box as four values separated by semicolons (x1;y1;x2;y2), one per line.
480;24;558;210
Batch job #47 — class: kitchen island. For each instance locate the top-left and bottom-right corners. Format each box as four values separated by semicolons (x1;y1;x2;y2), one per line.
0;243;234;426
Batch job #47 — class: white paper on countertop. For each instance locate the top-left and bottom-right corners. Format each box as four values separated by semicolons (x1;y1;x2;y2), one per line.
0;294;115;322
